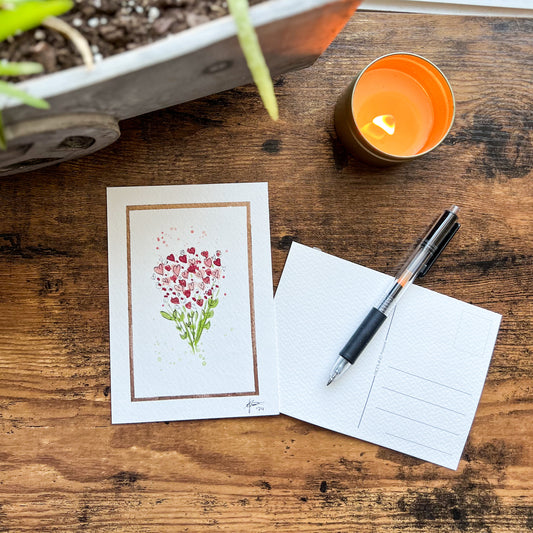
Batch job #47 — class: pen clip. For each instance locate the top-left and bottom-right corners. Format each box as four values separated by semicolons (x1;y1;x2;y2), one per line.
417;222;460;278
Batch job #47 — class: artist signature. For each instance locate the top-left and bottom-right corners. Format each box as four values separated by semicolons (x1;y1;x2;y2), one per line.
245;400;264;414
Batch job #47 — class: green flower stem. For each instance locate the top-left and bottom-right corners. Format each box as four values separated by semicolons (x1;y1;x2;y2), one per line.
163;296;218;354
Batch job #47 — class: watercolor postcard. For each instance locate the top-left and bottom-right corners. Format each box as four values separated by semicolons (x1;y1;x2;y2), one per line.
107;183;278;424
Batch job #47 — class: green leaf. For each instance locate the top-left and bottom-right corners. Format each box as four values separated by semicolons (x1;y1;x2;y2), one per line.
206;310;214;319
0;80;49;109
0;110;5;150
0;61;43;76
227;0;278;121
180;332;188;340
0;0;73;42
209;298;218;308
204;321;211;330
172;309;178;319
160;311;173;320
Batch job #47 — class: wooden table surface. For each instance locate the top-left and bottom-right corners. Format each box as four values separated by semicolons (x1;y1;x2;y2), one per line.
0;10;531;533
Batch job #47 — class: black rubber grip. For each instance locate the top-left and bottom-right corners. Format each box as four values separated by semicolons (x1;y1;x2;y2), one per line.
339;307;388;364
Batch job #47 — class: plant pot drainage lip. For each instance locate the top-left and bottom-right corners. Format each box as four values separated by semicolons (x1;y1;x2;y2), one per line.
1;0;344;110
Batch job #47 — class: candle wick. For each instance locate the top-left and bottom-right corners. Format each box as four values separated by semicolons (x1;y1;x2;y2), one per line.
361;114;396;141
373;114;396;135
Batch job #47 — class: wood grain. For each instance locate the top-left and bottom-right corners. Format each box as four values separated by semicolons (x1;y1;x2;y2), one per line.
0;11;532;532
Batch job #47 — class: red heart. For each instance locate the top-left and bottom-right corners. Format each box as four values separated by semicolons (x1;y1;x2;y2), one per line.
170;275;177;283
201;251;209;257
203;276;210;284
179;255;187;263
188;264;196;273
183;290;191;298
171;297;180;304
197;299;204;307
187;247;195;254
164;265;171;271
167;254;176;262
185;302;191;309
154;264;164;275
179;279;186;287
205;269;212;276
214;258;221;266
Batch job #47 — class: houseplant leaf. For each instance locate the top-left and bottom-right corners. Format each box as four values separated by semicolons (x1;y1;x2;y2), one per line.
0;80;49;109
227;0;279;121
0;0;73;42
0;61;43;76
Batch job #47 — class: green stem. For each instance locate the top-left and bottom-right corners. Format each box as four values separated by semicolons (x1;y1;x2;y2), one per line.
195;309;208;344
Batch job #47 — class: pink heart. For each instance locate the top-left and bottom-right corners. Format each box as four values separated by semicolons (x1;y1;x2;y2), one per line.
172;265;181;276
204;258;212;268
154;264;164;276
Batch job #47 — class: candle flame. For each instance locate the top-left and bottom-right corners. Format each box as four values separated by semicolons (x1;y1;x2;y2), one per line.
361;114;396;141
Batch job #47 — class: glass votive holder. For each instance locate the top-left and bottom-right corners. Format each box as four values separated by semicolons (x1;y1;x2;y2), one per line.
334;53;455;166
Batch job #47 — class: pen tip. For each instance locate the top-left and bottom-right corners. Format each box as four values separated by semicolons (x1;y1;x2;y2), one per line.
326;377;333;386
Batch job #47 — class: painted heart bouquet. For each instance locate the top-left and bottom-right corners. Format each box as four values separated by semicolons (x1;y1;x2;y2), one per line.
153;247;224;356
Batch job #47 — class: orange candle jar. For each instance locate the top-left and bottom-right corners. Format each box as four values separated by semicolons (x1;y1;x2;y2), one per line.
334;53;455;165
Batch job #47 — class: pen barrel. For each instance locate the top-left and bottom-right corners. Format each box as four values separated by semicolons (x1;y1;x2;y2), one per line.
340;307;387;364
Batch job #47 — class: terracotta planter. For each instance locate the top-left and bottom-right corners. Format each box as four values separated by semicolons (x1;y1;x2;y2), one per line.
0;0;360;176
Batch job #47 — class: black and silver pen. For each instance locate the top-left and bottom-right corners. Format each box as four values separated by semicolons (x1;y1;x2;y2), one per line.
327;205;461;386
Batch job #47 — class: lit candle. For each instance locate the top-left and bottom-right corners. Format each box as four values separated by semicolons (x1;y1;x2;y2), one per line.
335;53;454;165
